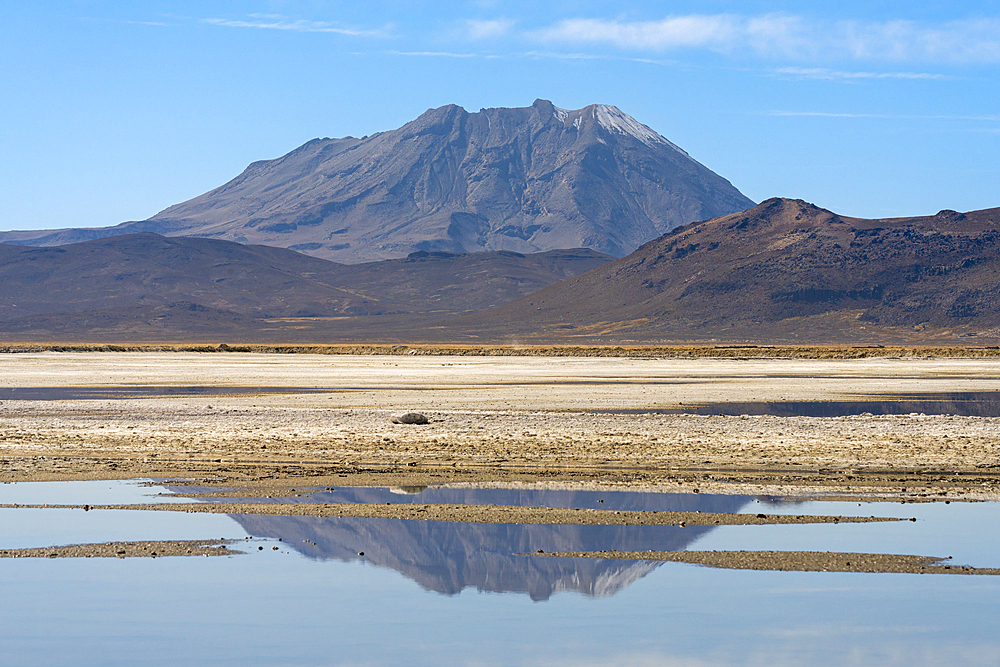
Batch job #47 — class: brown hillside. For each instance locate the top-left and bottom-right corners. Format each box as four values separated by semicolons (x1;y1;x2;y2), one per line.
454;198;1000;342
0;234;610;340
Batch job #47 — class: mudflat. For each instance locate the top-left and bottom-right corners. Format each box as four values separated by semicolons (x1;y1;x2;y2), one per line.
1;351;999;500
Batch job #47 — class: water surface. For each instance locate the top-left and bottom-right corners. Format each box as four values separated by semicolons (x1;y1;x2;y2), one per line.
0;386;329;400
2;480;999;666
595;391;1000;417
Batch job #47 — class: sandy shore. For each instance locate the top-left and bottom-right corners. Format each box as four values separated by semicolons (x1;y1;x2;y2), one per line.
530;550;1000;575
0;501;903;525
0;539;239;559
1;351;999;498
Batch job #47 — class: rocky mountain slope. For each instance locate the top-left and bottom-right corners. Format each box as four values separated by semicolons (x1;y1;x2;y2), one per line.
0;100;754;263
455;199;1000;342
8;198;998;345
0;233;610;337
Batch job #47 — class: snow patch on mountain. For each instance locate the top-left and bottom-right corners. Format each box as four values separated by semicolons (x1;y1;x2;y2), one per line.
593;105;689;156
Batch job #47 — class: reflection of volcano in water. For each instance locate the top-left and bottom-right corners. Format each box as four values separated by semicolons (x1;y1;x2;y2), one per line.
223;489;753;601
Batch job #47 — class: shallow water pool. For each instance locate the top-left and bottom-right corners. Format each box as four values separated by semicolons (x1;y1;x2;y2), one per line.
2;480;999;666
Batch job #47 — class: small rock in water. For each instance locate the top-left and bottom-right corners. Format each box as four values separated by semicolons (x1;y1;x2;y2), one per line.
391;412;429;425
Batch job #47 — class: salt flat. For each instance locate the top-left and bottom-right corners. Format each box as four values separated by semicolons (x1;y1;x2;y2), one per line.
5;351;1000;407
2;352;999;498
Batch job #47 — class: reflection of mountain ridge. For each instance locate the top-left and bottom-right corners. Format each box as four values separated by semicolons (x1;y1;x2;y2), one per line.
222;490;752;601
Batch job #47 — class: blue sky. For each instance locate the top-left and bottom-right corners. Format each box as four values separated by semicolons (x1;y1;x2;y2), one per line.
2;1;998;232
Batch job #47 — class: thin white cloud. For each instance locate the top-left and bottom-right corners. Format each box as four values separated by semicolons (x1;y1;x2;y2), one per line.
79;17;174;27
463;18;515;40
386;50;492;58
523;51;674;66
202;16;390;38
767;111;1000;121
532;15;741;52
374;49;669;65
838;18;1000;62
529;14;1000;64
776;67;947;81
524;51;604;60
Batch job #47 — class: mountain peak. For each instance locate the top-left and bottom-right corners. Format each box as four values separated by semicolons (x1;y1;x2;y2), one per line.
0;101;754;262
746;198;844;227
592;104;679;151
541;101;690;155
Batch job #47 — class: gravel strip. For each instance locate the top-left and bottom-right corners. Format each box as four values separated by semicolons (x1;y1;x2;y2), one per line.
0;539;240;559
0;502;905;525
526;550;1000;574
